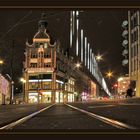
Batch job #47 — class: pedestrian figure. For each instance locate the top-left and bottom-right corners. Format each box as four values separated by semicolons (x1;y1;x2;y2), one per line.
126;87;133;98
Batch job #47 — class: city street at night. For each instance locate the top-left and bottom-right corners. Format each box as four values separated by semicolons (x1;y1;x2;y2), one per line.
0;9;140;134
0;98;140;131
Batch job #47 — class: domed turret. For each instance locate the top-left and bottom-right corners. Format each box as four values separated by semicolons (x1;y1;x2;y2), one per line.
38;13;48;28
33;12;50;39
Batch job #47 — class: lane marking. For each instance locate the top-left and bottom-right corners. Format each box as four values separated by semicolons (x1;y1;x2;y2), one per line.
0;104;55;130
66;104;137;130
88;105;116;108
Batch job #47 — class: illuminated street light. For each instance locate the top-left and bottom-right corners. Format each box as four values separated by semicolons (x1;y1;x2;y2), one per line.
75;62;81;69
20;77;26;83
96;54;103;61
0;60;4;64
0;59;4;73
106;71;113;79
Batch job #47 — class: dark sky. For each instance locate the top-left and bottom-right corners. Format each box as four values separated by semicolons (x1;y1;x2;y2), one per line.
0;9;128;90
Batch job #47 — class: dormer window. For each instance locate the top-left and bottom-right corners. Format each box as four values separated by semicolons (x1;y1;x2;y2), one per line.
35;43;39;48
44;43;48;48
40;43;44;48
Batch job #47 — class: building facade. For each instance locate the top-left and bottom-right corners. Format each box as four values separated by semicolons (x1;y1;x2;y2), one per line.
23;13;109;104
128;10;140;97
117;76;130;97
23;14;79;103
0;74;10;105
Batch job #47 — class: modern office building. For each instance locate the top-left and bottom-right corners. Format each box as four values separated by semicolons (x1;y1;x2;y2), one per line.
128;10;140;97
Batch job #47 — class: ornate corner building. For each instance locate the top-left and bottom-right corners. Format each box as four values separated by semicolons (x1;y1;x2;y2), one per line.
23;14;80;103
23;12;111;104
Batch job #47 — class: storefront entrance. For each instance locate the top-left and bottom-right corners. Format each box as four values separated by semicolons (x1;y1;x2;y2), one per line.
55;92;63;103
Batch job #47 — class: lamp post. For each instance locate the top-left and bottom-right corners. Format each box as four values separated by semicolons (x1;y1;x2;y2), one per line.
20;78;26;102
0;60;4;104
0;59;4;73
6;74;14;104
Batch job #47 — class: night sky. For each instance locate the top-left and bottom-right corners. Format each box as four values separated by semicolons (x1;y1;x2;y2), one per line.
0;9;128;92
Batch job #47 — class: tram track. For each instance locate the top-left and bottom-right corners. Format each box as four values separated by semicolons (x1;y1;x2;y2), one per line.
65;103;138;130
0;104;55;130
0;103;138;130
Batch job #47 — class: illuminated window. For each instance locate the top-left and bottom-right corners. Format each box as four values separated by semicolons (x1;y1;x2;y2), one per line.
30;63;37;68
31;53;37;58
42;74;52;79
29;82;38;90
29;75;38;80
44;52;51;58
42;82;52;89
85;37;87;66
44;43;48;48
40;43;44;48
81;29;83;62
35;43;39;48
87;43;90;69
44;63;51;67
56;83;63;90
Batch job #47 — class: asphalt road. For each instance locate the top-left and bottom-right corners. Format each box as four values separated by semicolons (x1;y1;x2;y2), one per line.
68;98;140;128
14;104;116;130
1;98;140;131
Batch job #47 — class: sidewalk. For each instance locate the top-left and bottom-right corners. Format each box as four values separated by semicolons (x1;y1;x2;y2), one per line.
0;103;51;127
75;97;140;104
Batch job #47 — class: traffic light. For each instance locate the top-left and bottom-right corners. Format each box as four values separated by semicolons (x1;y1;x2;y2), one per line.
113;83;118;88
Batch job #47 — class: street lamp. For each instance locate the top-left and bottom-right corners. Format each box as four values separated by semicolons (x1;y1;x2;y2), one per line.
0;60;4;64
0;59;4;73
20;78;26;102
96;54;103;62
106;71;113;79
75;62;81;69
20;78;26;83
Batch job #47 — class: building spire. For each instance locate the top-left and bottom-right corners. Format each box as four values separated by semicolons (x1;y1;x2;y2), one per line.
38;12;48;29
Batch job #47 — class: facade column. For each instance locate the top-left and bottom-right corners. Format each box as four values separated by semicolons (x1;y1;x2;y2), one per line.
52;48;56;103
2;94;5;105
52;72;56;103
136;72;140;97
24;72;28;103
